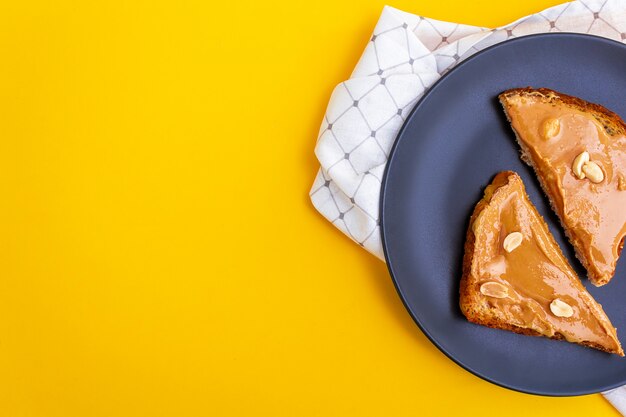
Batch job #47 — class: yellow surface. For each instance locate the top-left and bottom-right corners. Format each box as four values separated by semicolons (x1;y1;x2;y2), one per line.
0;0;621;416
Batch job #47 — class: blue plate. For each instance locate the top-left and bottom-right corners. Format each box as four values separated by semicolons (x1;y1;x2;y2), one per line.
380;33;626;396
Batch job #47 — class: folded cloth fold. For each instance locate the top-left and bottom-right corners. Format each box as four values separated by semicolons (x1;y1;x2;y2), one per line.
309;0;626;412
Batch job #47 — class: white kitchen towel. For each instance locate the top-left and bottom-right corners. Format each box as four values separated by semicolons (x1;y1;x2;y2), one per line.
308;0;626;412
606;386;626;412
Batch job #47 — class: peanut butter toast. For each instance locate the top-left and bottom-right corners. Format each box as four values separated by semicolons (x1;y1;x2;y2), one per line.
499;88;626;286
460;171;623;355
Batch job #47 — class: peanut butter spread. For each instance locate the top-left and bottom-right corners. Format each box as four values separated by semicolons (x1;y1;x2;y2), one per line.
501;92;626;285
470;173;621;352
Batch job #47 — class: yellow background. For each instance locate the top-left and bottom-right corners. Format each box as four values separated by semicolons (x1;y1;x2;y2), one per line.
0;0;620;415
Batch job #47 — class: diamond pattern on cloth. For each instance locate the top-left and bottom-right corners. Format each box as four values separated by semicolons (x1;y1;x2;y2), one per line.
311;1;626;259
309;1;626;411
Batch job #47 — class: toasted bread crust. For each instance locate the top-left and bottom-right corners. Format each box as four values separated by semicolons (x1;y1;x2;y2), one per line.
459;171;624;356
499;87;626;286
500;87;626;137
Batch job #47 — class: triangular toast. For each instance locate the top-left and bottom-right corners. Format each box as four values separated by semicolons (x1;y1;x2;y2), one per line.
499;88;626;286
460;171;623;355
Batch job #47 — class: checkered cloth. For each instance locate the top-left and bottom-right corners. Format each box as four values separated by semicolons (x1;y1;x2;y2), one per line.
309;0;626;412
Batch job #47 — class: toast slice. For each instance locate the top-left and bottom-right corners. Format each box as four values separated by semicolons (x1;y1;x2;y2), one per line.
460;171;623;355
499;88;626;286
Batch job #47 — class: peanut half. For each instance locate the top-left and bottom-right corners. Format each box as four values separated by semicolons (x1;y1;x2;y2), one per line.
618;174;626;191
582;161;604;183
503;232;523;253
542;118;560;140
550;299;574;318
572;151;589;180
480;282;508;299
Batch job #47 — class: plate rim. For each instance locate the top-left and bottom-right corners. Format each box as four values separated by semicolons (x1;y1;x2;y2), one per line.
379;32;626;397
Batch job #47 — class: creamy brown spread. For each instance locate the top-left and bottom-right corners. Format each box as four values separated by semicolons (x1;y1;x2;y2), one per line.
503;96;626;284
471;173;620;351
